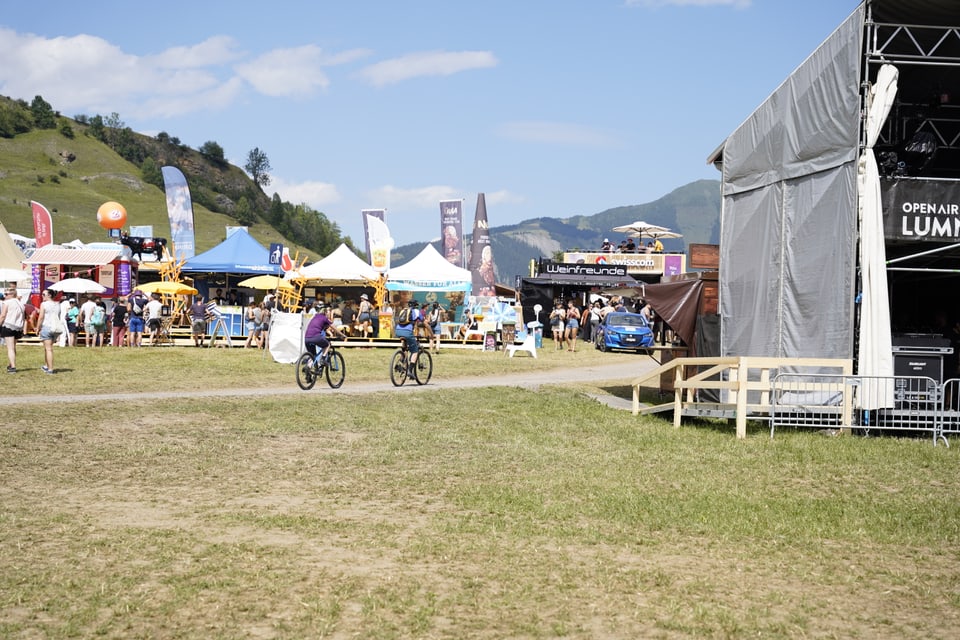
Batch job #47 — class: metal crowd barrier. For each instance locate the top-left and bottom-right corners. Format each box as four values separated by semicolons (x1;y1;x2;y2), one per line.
771;373;949;445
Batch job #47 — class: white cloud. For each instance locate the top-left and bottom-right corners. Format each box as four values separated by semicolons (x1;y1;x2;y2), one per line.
269;176;342;210
496;121;622;148
366;184;463;209
147;35;243;69
234;45;369;97
359;50;497;87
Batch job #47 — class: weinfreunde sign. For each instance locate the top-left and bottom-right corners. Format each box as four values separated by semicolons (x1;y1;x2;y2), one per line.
883;180;960;241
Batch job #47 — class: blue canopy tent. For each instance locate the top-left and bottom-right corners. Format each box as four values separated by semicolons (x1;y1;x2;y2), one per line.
182;229;279;275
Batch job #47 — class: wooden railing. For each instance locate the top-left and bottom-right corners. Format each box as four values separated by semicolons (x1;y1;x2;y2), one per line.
632;356;853;439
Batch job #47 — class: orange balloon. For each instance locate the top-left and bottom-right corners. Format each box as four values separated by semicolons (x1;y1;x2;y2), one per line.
97;201;127;230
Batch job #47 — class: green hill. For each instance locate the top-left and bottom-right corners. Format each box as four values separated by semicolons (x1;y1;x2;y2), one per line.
0;95;349;262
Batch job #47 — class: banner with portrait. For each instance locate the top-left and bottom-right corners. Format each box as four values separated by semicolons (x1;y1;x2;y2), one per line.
439;199;464;267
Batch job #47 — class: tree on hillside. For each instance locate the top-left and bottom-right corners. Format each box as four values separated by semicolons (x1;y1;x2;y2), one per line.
199;140;226;164
140;157;163;188
30;95;57;129
245;147;271;188
235;196;257;226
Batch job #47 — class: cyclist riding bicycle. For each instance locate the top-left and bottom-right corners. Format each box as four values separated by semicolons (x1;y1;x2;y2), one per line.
304;302;345;363
394;299;422;375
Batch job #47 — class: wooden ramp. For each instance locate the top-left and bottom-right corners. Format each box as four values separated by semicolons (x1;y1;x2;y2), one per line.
632;356;853;439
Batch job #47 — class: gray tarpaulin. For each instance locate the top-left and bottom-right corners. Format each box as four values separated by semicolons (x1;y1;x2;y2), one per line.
716;6;863;359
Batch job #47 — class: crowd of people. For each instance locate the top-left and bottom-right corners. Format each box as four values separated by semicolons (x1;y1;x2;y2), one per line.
546;295;655;352
600;237;663;253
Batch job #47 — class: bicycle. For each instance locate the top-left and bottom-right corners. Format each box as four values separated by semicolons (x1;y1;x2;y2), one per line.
295;344;346;390
390;338;433;386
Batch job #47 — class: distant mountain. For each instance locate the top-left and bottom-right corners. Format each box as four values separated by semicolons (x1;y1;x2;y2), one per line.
393;179;721;286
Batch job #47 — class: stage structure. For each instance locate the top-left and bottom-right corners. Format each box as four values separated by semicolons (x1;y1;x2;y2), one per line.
708;0;960;403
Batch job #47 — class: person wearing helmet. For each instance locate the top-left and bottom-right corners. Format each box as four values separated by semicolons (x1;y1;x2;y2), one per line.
304;302;345;364
394;298;422;374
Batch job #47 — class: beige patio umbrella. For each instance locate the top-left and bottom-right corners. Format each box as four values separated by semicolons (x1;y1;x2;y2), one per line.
237;275;294;291
135;281;198;295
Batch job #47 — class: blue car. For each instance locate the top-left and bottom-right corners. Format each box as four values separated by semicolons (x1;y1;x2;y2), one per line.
594;312;655;352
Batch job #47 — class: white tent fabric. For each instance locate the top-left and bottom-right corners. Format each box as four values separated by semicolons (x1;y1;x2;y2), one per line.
289;243;378;285
386;244;472;291
856;63;898;408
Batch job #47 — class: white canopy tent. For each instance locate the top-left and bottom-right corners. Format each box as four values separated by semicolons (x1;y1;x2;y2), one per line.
287;243;379;285
386;244;472;292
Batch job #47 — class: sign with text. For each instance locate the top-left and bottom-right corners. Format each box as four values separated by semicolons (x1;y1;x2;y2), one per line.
883;179;960;241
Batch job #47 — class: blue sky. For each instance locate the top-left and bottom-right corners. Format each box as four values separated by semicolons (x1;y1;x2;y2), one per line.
0;0;860;247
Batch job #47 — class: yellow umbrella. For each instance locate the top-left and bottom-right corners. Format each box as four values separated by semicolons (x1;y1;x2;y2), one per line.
237;275;294;291
136;281;198;295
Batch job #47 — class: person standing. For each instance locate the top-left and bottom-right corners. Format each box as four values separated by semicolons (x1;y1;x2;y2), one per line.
357;293;373;339
65;298;80;346
36;289;63;373
190;296;207;347
111;297;129;347
565;300;581;352
0;286;26;373
79;294;97;347
128;291;146;347
243;298;262;348
549;301;566;350
427;301;445;353
145;293;164;345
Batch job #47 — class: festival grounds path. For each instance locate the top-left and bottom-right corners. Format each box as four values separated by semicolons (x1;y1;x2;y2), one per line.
8;358;659;410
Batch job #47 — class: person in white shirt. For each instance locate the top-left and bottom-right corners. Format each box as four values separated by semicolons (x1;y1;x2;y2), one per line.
145;293;164;345
78;295;98;348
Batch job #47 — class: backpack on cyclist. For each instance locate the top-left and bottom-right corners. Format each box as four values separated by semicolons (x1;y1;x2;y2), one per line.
396;306;412;325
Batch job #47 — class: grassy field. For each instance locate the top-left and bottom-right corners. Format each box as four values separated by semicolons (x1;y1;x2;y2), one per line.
2;343;959;638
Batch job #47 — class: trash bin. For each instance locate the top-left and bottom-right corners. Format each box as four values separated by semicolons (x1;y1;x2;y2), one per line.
501;322;516;346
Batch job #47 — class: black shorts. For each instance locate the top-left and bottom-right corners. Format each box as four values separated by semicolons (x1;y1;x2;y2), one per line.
0;325;23;339
148;318;162;331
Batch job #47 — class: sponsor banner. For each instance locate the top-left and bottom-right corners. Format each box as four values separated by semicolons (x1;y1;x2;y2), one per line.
30;201;53;247
161;166;197;258
468;193;496;297
439;199;464;268
361;209;386;260
365;212;393;272
882;179;960;241
564;252;686;276
541;261;628;278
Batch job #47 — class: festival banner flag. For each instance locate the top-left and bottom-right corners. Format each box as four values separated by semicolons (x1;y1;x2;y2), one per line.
439;199;464;268
30;201;53;247
161;166;197;258
365;213;394;273
467;193;497;297
361;208;386;260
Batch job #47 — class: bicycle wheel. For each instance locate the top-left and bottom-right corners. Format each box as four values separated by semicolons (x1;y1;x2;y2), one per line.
413;350;433;385
390;349;408;386
295;353;317;390
325;350;346;389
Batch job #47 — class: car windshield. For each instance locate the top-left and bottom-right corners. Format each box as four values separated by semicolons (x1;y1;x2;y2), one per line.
608;313;646;327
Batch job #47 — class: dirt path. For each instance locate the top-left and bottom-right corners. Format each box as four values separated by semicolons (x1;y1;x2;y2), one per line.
10;359;658;409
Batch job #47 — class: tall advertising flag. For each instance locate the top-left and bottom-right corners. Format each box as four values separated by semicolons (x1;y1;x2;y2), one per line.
365;213;394;273
161;166;197;258
361;209;386;261
439;199;464;268
30;201;53;247
467;193;497;297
